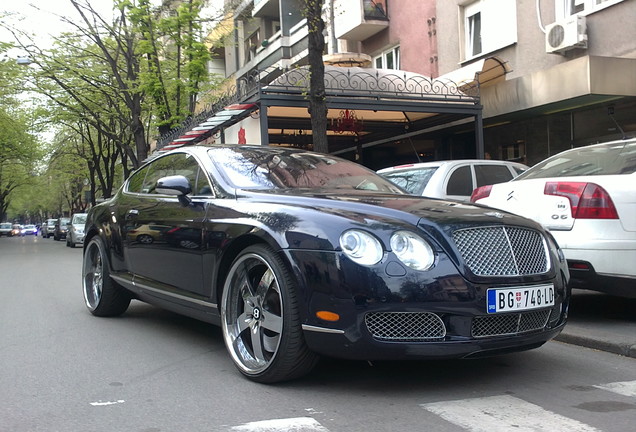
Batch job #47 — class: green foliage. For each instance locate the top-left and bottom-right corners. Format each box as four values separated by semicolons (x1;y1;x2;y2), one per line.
0;50;42;221
1;0;225;217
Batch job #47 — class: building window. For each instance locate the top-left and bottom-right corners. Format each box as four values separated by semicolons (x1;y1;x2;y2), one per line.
364;0;388;20
466;10;482;57
374;46;400;70
556;0;625;18
461;0;516;61
244;30;260;62
502;141;526;163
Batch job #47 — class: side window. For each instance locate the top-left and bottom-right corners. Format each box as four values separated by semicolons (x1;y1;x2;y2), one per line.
140;153;203;194
126;166;150;193
446;166;473;196
475;165;514;187
195;169;213;195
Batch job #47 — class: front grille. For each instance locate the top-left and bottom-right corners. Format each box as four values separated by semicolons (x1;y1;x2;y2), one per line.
365;312;446;342
452;226;549;276
472;309;551;338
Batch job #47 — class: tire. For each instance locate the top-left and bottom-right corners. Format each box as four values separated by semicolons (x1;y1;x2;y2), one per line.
221;244;319;383
82;237;131;317
137;234;154;244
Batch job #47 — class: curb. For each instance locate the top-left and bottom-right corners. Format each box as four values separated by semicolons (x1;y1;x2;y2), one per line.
555;332;636;359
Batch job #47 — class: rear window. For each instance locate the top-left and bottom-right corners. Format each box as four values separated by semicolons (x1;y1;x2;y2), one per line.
475;164;514;187
518;141;636;180
380;167;438;195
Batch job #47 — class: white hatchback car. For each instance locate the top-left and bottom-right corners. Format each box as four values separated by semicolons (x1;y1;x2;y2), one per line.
377;159;528;201
471;138;636;298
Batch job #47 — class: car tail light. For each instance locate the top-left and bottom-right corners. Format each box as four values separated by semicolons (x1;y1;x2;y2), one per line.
544;182;618;219
470;185;492;202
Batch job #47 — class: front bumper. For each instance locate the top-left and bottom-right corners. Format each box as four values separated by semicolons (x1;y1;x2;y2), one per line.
286;249;570;361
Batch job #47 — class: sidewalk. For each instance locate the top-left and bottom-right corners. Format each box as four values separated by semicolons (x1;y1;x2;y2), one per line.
554;289;636;358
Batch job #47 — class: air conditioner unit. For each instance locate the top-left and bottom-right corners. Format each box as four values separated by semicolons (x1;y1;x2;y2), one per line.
545;15;588;54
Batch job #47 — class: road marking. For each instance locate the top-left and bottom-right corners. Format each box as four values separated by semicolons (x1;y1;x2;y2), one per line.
594;380;636;397
89;400;125;406
421;395;601;432
229;417;329;432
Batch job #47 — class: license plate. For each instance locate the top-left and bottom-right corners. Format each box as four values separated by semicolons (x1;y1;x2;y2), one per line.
487;284;555;313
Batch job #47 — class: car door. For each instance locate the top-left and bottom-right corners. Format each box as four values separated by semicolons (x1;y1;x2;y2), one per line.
121;152;210;296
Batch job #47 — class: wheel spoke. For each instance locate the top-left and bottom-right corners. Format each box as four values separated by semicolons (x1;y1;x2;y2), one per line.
237;311;251;333
239;261;257;297
261;309;283;334
250;327;265;362
256;268;275;300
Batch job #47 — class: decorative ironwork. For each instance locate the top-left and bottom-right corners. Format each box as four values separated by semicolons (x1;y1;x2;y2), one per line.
155;65;479;153
331;109;363;134
264;66;479;101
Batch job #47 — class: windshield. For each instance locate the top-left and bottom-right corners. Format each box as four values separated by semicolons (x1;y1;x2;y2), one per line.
379;167;438;195
208;147;405;194
0;223;11;229
517;141;636;180
73;214;87;224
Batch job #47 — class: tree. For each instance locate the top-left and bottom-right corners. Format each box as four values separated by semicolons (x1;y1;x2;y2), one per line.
304;0;328;154
0;46;41;221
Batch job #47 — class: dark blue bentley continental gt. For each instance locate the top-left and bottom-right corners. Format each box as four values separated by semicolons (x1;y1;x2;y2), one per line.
82;145;570;383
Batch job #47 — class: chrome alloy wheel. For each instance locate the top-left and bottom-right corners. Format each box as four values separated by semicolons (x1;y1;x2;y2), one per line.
83;240;104;311
222;252;284;375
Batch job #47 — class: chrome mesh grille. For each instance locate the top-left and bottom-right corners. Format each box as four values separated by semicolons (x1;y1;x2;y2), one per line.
365;312;446;342
452;226;549;276
472;309;551;338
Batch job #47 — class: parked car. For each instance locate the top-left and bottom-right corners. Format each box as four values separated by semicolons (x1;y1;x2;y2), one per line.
42;219;57;238
0;222;13;236
126;224;172;244
377;159;528;201
53;217;70;241
66;213;88;248
471;138;636;298
83;145;570;383
21;224;38;236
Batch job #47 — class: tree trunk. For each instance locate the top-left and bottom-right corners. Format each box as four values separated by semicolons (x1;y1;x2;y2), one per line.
306;0;329;154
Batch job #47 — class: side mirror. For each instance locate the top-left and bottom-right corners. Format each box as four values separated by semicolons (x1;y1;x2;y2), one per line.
155;175;192;196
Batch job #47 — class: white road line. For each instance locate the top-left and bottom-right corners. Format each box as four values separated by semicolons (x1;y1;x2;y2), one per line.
229;417;329;432
594;380;636;397
421;395;601;432
89;400;125;406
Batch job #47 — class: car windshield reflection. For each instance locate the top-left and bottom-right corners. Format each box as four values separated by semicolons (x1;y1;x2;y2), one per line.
208;147;405;194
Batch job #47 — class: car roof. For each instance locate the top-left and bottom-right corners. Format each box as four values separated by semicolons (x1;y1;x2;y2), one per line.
377;159;528;173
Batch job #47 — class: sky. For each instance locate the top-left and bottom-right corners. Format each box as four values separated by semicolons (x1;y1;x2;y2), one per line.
1;0;116;56
1;0;222;58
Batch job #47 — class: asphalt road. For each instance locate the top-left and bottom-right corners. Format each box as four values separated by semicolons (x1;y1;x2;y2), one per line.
1;235;635;432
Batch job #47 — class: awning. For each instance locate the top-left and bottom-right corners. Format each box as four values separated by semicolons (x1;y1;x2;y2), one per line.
438;56;511;91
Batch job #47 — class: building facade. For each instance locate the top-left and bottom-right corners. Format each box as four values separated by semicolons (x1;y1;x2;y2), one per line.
436;0;636;165
160;0;636;169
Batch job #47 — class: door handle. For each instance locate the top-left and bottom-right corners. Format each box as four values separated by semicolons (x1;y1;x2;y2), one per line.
126;209;139;219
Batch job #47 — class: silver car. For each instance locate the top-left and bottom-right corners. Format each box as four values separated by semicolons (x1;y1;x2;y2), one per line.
66;213;88;248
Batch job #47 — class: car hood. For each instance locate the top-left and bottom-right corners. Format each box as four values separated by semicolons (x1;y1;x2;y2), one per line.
241;189;540;231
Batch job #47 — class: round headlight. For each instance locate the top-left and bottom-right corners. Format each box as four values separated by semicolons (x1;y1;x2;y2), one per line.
390;231;435;271
339;229;383;266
